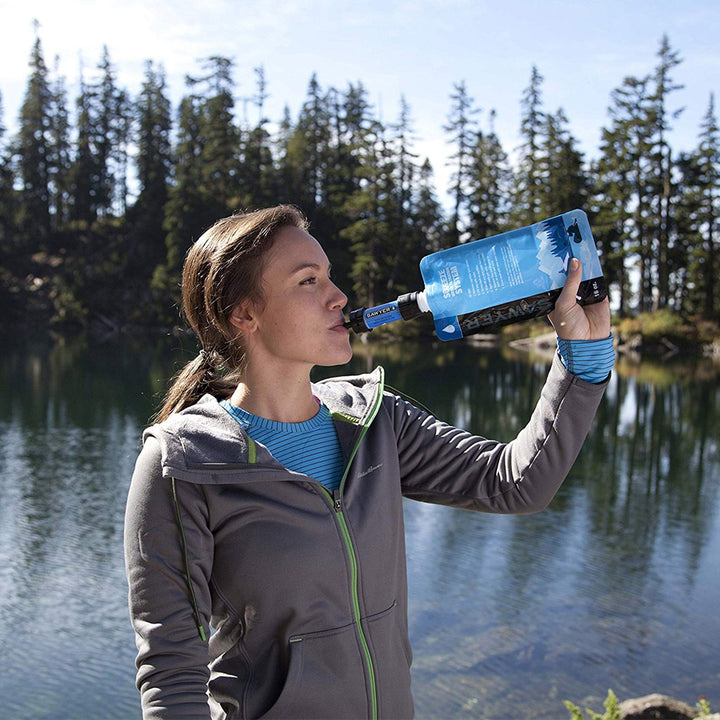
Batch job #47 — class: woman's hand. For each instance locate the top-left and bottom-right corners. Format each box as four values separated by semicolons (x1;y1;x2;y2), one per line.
548;258;611;340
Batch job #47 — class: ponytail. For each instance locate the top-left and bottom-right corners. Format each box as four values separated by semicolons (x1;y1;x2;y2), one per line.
153;351;237;424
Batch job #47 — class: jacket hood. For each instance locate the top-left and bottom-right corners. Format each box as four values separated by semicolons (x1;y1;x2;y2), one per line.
313;366;384;425
144;367;385;485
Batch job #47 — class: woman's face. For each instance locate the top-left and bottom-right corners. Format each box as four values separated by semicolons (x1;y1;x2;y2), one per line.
235;225;352;372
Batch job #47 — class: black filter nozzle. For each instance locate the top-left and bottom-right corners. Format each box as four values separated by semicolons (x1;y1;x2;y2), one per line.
396;292;423;321
343;307;372;333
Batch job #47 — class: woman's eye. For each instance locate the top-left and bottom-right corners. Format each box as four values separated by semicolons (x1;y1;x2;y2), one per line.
300;277;317;286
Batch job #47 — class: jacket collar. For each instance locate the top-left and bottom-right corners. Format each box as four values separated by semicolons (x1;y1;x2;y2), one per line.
145;367;385;484
312;366;384;427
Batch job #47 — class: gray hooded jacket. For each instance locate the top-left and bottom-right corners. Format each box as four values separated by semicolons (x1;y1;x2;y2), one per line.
124;355;607;719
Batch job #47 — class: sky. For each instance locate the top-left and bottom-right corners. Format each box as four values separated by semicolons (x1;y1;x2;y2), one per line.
1;0;719;198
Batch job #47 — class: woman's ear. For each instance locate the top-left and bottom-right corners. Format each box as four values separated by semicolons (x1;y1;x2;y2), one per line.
229;301;257;334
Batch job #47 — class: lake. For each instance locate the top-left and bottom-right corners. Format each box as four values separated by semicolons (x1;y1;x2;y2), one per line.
1;331;718;719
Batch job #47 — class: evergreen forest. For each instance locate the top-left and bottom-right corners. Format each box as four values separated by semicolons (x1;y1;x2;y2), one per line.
0;29;718;337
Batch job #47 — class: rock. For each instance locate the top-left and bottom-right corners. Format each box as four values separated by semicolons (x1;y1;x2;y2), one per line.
618;693;697;720
507;331;557;360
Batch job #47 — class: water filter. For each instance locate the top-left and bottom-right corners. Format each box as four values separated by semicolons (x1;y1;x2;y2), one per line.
343;209;607;341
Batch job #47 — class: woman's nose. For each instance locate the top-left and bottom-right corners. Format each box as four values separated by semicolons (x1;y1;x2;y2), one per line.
329;282;348;310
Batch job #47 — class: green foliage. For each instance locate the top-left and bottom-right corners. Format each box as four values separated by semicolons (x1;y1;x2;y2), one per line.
696;695;713;718
633;309;684;342
615;309;720;351
564;689;621;720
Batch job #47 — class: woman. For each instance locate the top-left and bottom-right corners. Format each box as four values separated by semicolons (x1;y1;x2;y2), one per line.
125;205;613;719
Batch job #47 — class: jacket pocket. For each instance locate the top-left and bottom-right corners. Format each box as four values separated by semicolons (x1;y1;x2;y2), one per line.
261;622;369;719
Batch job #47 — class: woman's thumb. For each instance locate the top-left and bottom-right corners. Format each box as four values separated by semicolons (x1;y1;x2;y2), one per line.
557;257;582;306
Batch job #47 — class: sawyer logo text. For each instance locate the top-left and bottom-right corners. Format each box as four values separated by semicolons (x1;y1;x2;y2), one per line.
366;305;398;319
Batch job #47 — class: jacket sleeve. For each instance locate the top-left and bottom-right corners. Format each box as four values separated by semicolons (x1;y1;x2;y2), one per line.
124;436;214;719
390;353;607;513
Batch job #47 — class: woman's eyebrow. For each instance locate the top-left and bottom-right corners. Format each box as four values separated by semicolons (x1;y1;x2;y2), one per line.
290;261;331;274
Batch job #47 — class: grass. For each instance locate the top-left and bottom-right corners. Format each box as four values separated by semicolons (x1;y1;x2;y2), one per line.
564;690;621;720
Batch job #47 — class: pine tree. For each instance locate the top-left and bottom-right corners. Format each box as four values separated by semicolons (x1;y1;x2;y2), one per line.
46;57;72;233
113;86;132;216
195;56;241;218
96;46;131;215
443;80;479;244
129;60;172;274
595;74;657;313
392;97;416;235
694;95;719;318
70;75;97;224
414;159;444;253
278;74;331;213
511;65;546;226
466;109;511;241
591;149;632;316
156;57;241;314
539;109;589;218
649;35;684;309
337;83;385;306
154;93;206;309
312;83;359;279
193;56;241;220
0;91;17;255
16;24;53;249
382;96;420;295
274;104;295;201
0;90;20;320
676;95;719;318
69;47;130;223
238;65;278;208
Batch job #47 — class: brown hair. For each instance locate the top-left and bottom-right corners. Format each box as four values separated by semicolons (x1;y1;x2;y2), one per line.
154;205;309;423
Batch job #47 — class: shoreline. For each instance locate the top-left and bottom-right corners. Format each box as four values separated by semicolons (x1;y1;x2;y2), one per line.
2;317;719;364
500;328;720;364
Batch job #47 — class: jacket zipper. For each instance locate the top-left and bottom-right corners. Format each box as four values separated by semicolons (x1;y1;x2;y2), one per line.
332;489;377;719
326;372;384;720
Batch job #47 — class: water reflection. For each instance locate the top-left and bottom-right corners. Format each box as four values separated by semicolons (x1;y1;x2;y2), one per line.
0;333;160;719
1;331;718;719
378;345;720;719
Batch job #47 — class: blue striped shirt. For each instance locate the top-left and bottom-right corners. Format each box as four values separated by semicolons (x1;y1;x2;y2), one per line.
557;334;615;384
220;399;344;492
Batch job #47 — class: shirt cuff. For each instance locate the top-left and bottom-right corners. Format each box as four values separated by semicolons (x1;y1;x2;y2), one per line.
557;334;615;384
